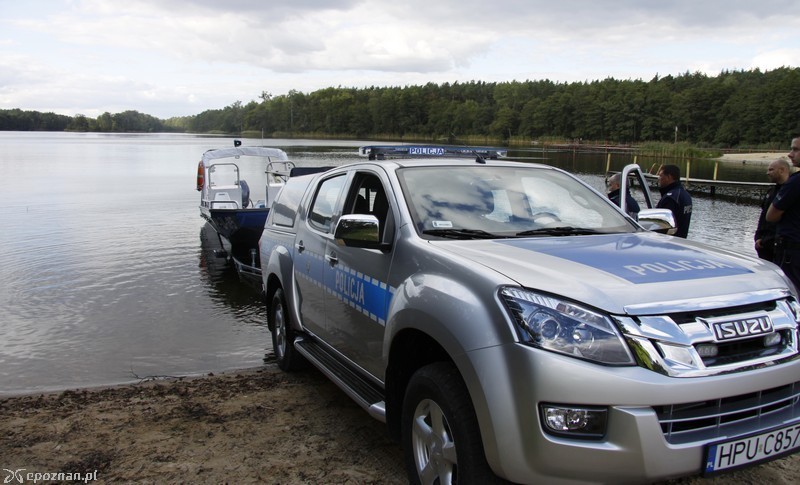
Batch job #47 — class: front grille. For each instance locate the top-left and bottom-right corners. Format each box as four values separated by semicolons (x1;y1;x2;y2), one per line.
628;295;799;376
674;301;793;368
655;381;800;444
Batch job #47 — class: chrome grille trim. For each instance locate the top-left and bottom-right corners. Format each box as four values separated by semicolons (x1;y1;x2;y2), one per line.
616;296;799;377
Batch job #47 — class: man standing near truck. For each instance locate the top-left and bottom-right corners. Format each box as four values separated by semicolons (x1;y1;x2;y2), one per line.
656;164;692;238
767;137;800;289
755;158;791;261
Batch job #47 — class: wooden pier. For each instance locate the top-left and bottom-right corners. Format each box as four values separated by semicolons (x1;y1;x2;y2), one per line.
607;155;772;203
640;173;771;202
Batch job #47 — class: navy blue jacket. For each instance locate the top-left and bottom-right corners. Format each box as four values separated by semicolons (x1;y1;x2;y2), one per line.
657;181;692;238
755;183;781;260
772;171;800;242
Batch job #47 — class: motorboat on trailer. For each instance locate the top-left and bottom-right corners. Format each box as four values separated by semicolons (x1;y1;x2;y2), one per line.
197;144;292;254
196;141;332;282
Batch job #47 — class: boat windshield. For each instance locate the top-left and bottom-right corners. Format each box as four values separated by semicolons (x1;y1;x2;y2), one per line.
207;162;240;187
397;165;636;238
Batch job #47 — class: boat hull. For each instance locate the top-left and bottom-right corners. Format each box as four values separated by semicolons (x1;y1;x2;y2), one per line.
200;206;269;251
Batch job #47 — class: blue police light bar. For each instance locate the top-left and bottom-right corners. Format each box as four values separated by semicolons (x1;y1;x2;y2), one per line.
359;145;508;160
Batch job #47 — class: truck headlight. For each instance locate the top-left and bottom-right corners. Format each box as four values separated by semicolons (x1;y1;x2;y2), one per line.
500;287;635;365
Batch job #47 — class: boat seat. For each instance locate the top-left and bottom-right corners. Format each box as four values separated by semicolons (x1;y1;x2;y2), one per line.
210;190;240;209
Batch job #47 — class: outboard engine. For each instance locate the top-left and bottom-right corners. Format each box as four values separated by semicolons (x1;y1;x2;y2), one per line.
240;179;250;208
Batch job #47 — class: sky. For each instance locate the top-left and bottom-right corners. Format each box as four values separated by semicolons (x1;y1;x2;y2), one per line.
1;0;798;119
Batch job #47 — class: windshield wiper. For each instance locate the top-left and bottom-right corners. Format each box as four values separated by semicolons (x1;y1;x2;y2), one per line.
422;228;506;240
515;227;603;237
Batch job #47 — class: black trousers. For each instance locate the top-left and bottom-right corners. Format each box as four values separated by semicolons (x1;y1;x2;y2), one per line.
774;243;800;291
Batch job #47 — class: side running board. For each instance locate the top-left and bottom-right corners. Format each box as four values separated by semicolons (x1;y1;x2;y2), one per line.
294;336;386;422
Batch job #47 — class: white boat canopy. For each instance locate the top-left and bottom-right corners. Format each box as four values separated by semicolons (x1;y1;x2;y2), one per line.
201;146;289;167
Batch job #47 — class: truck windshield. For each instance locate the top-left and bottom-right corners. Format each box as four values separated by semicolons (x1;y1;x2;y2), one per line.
398;166;636;238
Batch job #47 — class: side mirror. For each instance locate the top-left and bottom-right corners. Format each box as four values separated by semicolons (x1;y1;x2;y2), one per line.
637;208;677;235
334;214;388;249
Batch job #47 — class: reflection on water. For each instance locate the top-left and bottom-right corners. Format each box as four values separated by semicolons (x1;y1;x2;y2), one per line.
0;133;276;395
198;223;266;313
0;133;771;394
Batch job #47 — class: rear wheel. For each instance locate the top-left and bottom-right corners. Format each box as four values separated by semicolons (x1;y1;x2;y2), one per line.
269;288;306;371
401;362;503;484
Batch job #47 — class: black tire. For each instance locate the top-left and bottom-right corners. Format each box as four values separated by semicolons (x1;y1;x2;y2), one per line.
269;288;307;371
401;362;505;485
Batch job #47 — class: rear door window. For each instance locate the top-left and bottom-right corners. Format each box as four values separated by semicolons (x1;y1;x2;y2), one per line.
270;177;312;228
308;175;347;233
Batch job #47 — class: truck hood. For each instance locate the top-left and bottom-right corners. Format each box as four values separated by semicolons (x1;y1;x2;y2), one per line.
434;232;790;315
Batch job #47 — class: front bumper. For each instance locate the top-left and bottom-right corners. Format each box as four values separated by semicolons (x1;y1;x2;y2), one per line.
459;343;800;484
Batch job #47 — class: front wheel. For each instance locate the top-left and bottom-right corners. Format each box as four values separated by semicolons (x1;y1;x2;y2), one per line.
269;288;306;371
401;362;504;485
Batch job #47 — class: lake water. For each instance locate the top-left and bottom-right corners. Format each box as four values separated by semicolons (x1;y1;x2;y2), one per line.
0;132;767;395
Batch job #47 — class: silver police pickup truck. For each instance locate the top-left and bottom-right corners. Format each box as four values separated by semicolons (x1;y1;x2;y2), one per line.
258;147;800;484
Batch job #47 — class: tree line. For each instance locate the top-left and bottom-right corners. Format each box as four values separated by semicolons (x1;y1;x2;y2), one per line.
2;68;798;147
0;108;174;133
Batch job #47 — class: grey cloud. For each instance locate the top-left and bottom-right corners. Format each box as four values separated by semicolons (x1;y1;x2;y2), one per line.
392;0;793;31
4;0;796;118
65;1;795;76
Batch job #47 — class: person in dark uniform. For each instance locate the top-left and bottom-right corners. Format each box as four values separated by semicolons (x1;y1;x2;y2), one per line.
767;137;800;289
606;172;640;219
656;164;692;238
754;158;790;261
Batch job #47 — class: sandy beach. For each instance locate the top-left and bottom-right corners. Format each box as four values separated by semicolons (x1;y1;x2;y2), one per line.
718;151;788;164
1;365;799;484
1;367;407;484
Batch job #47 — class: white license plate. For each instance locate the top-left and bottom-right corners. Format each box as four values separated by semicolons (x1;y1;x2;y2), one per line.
705;423;800;474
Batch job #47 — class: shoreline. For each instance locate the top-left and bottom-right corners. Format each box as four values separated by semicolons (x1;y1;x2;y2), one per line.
0;365;271;400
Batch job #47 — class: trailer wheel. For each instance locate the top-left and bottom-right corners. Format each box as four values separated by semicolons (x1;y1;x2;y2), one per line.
269;288;306;371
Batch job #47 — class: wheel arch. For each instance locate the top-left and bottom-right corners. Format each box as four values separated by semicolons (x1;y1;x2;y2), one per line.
263;273;282;331
382;284;512;477
385;327;453;441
